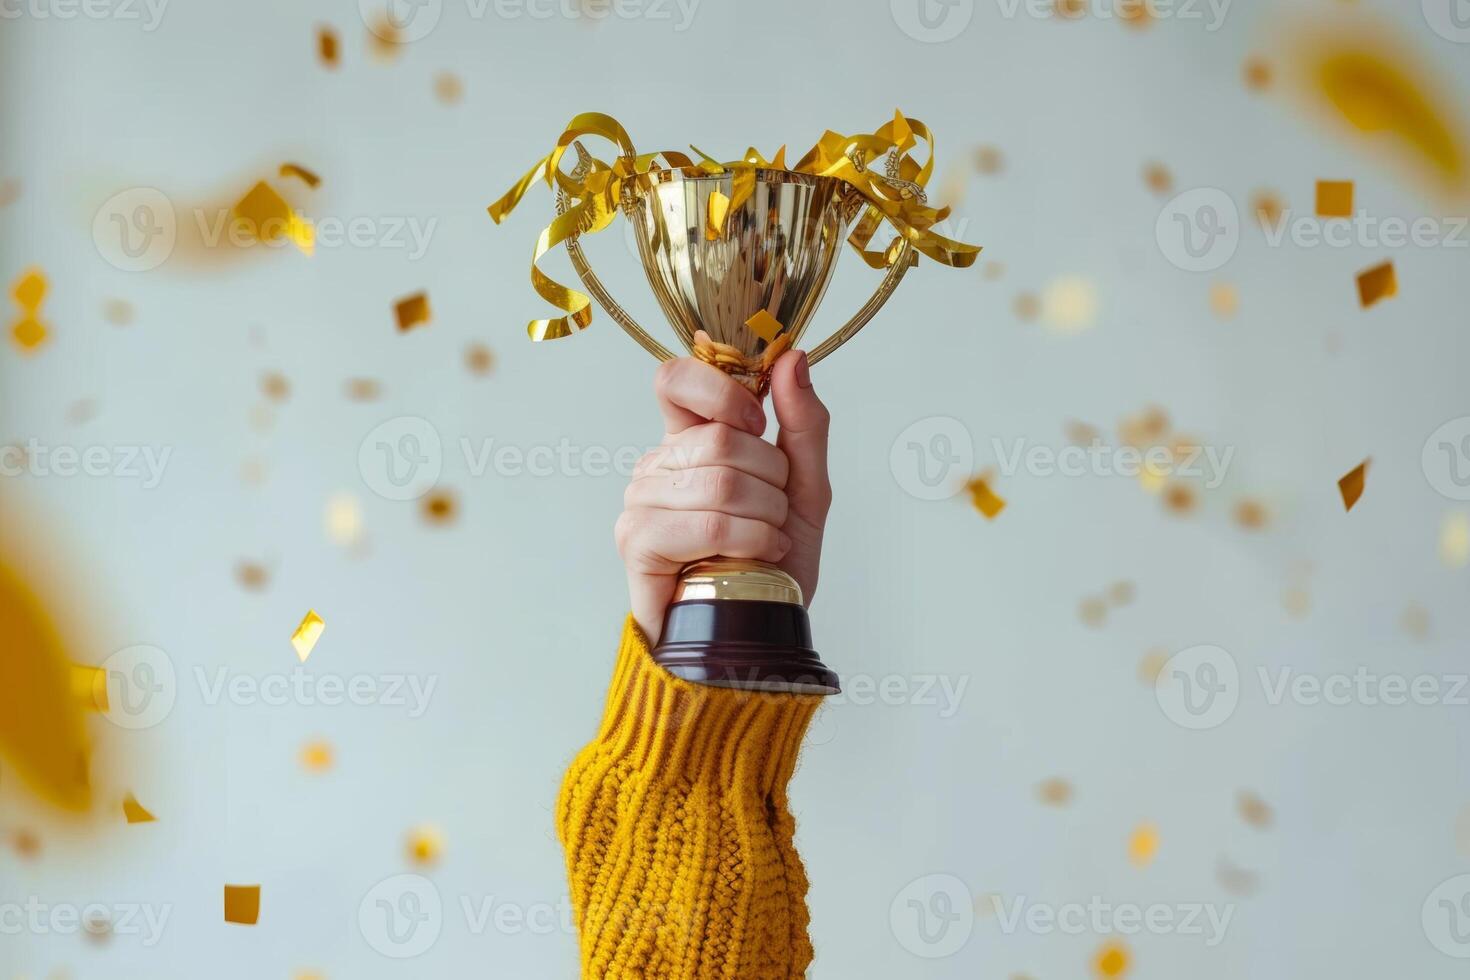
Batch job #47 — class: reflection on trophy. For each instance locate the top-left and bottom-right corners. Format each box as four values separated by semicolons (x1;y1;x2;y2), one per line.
491;111;980;695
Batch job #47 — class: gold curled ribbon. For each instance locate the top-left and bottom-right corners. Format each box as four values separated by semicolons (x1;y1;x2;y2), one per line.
488;110;982;341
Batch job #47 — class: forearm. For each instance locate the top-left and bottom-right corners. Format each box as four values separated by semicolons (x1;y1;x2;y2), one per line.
557;616;820;979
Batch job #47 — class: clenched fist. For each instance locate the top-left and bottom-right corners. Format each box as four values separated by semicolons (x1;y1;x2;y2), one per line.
616;350;832;644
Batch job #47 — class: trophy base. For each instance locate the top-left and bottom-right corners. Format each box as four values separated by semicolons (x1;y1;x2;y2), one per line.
650;559;840;696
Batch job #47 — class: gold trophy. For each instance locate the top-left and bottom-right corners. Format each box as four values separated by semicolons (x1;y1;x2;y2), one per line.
491;111;979;695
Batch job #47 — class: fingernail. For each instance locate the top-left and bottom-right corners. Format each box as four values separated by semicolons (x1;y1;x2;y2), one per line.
779;532;793;553
795;351;812;389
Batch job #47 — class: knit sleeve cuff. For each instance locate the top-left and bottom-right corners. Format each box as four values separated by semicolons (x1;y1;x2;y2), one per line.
590;615;821;796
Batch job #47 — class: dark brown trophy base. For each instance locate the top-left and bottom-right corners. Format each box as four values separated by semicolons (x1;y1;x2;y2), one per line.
651;598;840;696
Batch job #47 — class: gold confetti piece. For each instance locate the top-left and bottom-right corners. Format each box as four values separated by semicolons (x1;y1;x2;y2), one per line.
84;908;113;943
1118;0;1152;28
1066;420;1100;446
1078;596;1108;628
1401;602;1430;639
300;739;334;773
70;665;108;712
1217;857;1260;897
0;177;18;208
232;181;314;256
465;343;495;376
1093;939;1131;978
744;309;783;344
102;298;133;325
1209;282;1239;319
260;371;290;403
249;402;275;434
1118;405;1169;449
1238;790;1273;828
1013;292;1040;322
406;824;443;865
1315;179;1355;217
1283;586;1311;618
1441;512;1470;568
1142;162;1172;195
316;25;339;68
1041;276;1098;333
965;476;1006;519
325;493;364;546
421;489;458;525
1107;580;1135;606
705;189;732;240
1162;482;1197;515
394;291;431;332
345;377;383;400
1252;189;1285;229
224;884;261;925
1138;648;1168;684
1235;498;1269;530
1338;458;1369;511
123;792;156;824
981;261;1004;281
368;13;404;59
11;316;48;352
240;457;268;486
279;163;321;189
973;145;1004;175
1037;777;1073;806
1127;822;1159;866
235;561;269;591
1055;0;1086;18
291;610;325;663
12;268;46;311
10;828;41;859
434;71;464;105
1244;56;1273;92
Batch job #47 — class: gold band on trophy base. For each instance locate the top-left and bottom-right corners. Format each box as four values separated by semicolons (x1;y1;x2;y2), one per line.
490;112;981;694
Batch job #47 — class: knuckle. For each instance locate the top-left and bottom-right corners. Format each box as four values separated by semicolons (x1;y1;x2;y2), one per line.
701;511;732;548
704;422;736;460
703;467;735;507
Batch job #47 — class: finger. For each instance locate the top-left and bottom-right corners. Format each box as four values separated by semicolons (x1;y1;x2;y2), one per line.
654;358;767;437
640;423;789;488
625;466;789;526
769;350;832;526
615;508;791;572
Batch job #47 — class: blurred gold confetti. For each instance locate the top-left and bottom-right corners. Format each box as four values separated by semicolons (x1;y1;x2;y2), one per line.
235;561;269;591
10;828;41;859
1037;777;1073;806
65;398;98;426
434;71;465;105
1283;586;1312;618
1209;282;1239;318
9;268;50;353
1093;939;1131;977
981;261;1004;281
395;291;431;332
368;13;405;59
123;792;156;824
1066;420;1100;447
325;492;364;547
1138;648;1168;684
316;25;339;68
1315;179;1355;217
422;489;459;525
346;377;383;401
1338;458;1369;511
465;342;495;376
1118;405;1168;449
102;298;133;325
1441;512;1470;568
240;457;268;486
1252;189;1285;230
407;824;444;865
1107;580;1135;606
1238;790;1273;828
291;610;325;663
1235;498;1269;530
279;162;322;189
1055;0;1085;18
0;177;18;207
70;664;107;712
1401;602;1430;640
1013;292;1040;323
1078;596;1108;628
1244;56;1273;92
232;181;314;256
224;884;261;925
1118;0;1152;28
1041;276;1098;333
84;908;113;943
1162;482;1197;515
1217;857;1260;897
249;402;275;434
300;739;334;773
965;476;1006;520
973;145;1004;175
1142;162;1172;195
260;371;290;403
1127;822;1159;866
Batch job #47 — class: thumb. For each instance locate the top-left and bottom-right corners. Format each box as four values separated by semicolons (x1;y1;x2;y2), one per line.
770;350;832;528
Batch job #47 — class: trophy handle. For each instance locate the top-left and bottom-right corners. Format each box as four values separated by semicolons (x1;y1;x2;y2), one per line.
564;233;676;362
805;238;915;367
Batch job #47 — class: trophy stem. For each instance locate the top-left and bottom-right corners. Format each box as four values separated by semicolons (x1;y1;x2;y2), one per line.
649;558;841;696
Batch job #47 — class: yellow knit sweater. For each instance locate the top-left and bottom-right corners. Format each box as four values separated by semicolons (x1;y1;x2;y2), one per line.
557;617;822;978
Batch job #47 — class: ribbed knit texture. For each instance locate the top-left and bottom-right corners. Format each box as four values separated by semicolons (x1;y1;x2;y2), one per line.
557;616;822;979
